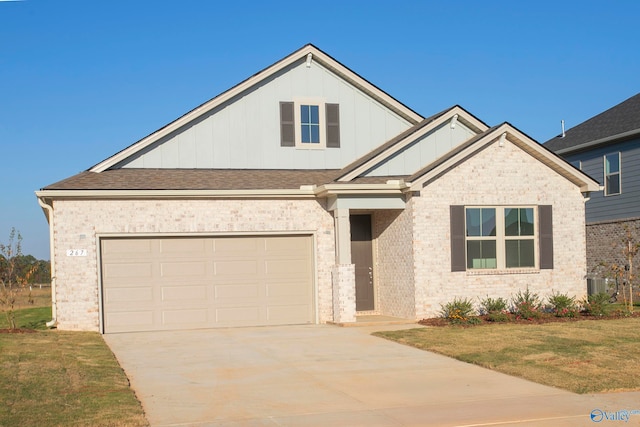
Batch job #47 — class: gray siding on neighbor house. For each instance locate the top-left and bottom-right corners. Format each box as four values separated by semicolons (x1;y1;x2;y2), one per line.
564;137;640;223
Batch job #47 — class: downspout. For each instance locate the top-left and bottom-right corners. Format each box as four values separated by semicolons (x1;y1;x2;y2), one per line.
37;197;57;328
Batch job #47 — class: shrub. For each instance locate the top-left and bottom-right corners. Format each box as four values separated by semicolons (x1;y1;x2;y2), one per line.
479;296;508;315
487;311;512;322
547;292;579;318
440;297;477;325
582;292;611;317
511;289;542;320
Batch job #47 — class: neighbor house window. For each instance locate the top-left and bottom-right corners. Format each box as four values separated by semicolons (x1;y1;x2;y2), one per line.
279;101;340;149
604;152;621;195
460;206;539;270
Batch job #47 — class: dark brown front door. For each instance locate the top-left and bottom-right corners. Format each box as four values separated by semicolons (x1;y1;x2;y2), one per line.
350;214;374;311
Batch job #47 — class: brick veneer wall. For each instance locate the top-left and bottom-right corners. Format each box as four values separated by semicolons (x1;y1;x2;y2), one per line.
586;218;640;277
413;139;588;319
51;198;335;331
373;206;416;319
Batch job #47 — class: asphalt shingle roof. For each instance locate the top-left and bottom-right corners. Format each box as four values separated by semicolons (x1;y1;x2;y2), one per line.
544;93;640;152
42;169;341;191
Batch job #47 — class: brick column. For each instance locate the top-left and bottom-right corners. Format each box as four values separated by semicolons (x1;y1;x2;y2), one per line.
332;264;356;323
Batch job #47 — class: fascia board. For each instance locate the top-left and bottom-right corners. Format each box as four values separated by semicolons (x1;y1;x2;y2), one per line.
339;106;486;182
554;128;640;155
90;45;423;173
314;182;408;198
408;123;601;193
35;189;317;200
505;127;602;193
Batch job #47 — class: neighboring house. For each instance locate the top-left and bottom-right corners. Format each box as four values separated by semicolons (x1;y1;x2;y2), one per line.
36;44;599;333
544;93;640;286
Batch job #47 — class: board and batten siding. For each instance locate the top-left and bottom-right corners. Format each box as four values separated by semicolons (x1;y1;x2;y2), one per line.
363;122;477;176
564;137;640;223
117;59;413;170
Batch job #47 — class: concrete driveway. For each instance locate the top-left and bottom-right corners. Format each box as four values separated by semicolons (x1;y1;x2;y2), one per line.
104;324;640;426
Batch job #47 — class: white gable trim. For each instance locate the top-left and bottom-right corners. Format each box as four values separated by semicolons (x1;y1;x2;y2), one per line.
337;106;488;182
408;123;601;193
90;44;424;173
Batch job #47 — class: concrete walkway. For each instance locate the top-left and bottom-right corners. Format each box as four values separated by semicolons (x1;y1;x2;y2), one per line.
104;324;640;426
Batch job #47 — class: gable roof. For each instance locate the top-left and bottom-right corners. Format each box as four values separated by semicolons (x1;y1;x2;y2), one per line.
334;105;489;182
409;123;601;193
544;93;640;154
89;44;424;173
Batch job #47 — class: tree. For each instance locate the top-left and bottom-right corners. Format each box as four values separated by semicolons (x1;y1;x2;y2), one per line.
598;225;640;313
0;228;36;329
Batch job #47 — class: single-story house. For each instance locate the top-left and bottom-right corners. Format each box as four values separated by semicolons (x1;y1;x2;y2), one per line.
36;44;600;333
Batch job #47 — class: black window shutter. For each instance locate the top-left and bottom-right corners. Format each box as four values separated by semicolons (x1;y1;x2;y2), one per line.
450;205;466;272
326;103;340;148
539;205;554;269
280;102;295;147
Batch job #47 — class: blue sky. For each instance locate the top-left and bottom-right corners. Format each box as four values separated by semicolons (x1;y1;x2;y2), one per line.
1;0;639;260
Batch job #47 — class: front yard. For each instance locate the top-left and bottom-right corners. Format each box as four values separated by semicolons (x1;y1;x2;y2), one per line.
375;317;640;394
0;288;148;426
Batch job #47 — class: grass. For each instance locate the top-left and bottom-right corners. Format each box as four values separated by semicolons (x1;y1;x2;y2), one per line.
374;318;640;394
0;289;148;426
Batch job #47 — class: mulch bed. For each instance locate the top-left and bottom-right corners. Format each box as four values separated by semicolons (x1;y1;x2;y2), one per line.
419;311;640;327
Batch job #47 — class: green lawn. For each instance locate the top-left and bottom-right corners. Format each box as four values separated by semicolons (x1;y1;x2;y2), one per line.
374;318;640;394
0;307;148;426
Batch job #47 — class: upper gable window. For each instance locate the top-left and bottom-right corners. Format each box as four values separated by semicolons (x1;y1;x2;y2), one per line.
280;101;340;149
300;105;320;144
604;152;621;196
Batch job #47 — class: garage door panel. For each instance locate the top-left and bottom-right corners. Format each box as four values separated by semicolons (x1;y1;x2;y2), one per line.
161;285;207;301
159;238;208;255
213;260;259;276
102;239;153;257
267;305;311;322
160;261;208;278
162;309;208;325
103;263;153;280
105;287;154;303
215;306;261;323
214;283;260;299
102;235;313;333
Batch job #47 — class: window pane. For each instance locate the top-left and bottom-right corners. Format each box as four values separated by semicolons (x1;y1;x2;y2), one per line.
520;208;534;236
505;208;519;236
301;126;311;143
605;154;620;174
466;209;480;236
606;174;620;194
310;125;320;143
467;240;496;269
481;208;496;237
301;105;310;123
309;105;319;123
506;240;535;268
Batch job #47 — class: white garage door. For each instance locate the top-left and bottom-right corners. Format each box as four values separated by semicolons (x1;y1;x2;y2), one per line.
101;235;314;333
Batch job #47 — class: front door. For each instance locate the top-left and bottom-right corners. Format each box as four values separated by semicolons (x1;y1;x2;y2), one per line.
350;214;374;311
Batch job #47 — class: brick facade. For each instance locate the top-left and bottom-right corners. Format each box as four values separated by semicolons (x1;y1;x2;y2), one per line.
586;217;640;278
51;198;335;331
412;139;588;318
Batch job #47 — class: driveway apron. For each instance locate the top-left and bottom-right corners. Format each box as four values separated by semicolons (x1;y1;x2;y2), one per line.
104;325;640;426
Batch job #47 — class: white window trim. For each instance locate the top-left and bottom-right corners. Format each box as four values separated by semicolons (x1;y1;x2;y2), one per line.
465;206;539;271
294;98;326;150
604;152;621;196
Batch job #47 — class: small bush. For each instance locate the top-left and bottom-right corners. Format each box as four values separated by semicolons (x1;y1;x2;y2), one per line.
511;289;542;320
479;296;508;315
487;311;512;322
582;292;611;317
547;292;579;318
440;298;477;325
